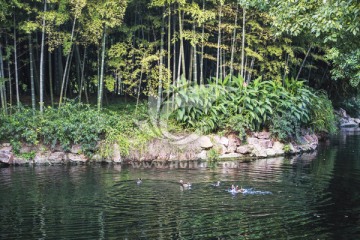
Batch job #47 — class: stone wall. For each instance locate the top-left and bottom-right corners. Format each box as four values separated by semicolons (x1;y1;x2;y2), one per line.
0;130;320;166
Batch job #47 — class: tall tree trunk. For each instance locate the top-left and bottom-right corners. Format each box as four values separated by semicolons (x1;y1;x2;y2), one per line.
39;0;47;113
29;34;36;113
188;46;193;84
63;46;74;99
200;0;205;85
178;7;186;79
157;8;165;116
48;51;53;107
296;45;312;81
78;46;87;103
0;43;7;114
167;3;171;112
216;4;222;84
13;16;20;108
58;15;77;108
136;65;144;112
97;25;107;111
240;8;246;79
192;19;198;84
5;36;12;108
230;3;238;79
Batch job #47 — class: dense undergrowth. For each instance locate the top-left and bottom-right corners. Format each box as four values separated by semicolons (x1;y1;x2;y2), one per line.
0;76;339;158
171;75;338;141
0;101;157;158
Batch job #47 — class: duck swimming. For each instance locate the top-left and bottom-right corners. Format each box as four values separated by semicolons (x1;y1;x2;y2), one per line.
211;181;221;187
228;185;245;194
179;180;192;188
136;178;142;185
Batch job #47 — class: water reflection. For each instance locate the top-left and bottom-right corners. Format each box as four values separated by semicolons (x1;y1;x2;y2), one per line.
1;133;360;239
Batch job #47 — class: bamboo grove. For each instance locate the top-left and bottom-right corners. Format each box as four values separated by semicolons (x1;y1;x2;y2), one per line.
0;0;359;115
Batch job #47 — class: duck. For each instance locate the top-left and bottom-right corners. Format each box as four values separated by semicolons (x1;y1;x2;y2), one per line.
179;180;191;188
236;185;245;193
136;178;142;185
211;181;221;187
228;185;245;194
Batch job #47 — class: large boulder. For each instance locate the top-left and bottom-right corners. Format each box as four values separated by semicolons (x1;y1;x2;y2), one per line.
0;151;14;164
258;139;273;149
34;151;51;165
68;153;88;163
48;152;66;164
197;136;213;149
0;145;12;152
236;145;251;154
272;141;285;155
12;156;28;165
251;145;267;158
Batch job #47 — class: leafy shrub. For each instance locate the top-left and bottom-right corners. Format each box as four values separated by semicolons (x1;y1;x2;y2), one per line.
169;75;336;138
270;113;300;142
309;91;337;134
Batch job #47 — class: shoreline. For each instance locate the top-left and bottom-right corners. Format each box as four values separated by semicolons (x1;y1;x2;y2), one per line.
0;130;321;166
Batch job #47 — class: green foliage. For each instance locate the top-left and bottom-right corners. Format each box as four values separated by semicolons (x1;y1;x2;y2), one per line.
171;75;336;139
283;144;291;154
309;91;337;134
270;113;300;142
0;101;154;158
19;151;36;161
207;148;219;169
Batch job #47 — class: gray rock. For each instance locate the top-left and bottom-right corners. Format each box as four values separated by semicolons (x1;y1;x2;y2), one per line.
236;145;251;154
0;151;13;164
1;143;11;147
173;133;200;145
68;153;88;163
227;145;237;153
48;152;65;164
198;136;213;149
91;154;103;162
247;137;259;145
0;145;12;152
258;139;273;149
266;149;277;157
251;145;267;158
219;137;229;147
13;156;29;165
272;141;285;155
196;150;207;160
34;152;51;165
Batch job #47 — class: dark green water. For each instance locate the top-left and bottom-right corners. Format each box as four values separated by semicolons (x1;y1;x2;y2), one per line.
1;132;360;239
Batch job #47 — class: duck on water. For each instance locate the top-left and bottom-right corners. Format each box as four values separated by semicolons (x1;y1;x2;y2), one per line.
179;180;192;188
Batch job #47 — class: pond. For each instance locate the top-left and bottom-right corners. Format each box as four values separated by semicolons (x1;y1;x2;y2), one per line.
0;131;360;239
